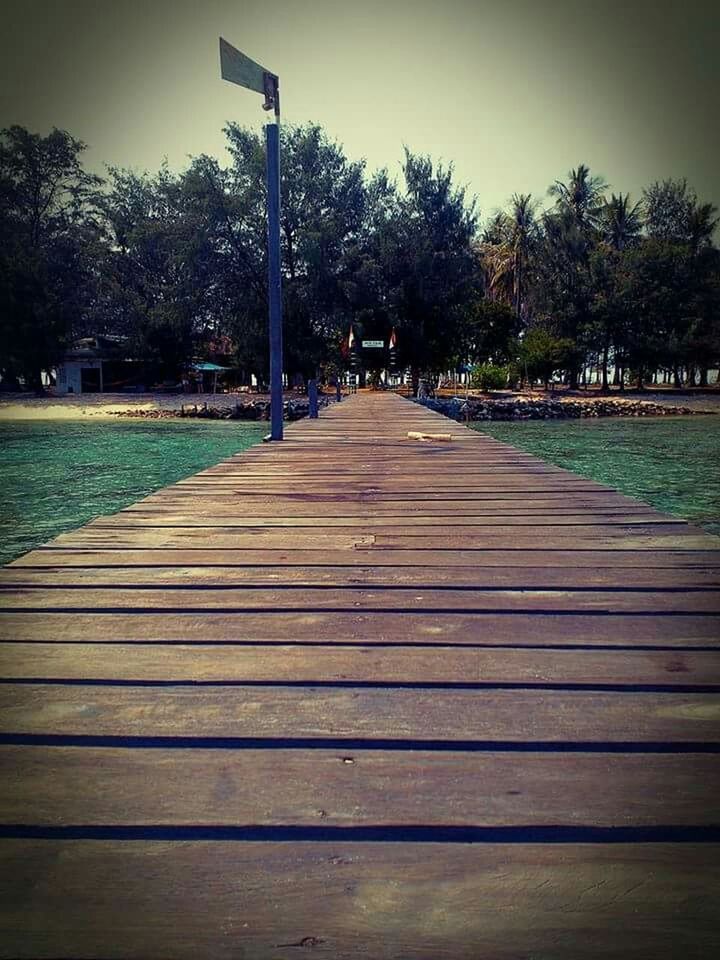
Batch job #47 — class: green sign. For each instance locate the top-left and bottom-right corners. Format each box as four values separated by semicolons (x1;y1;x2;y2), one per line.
219;37;277;97
362;340;384;348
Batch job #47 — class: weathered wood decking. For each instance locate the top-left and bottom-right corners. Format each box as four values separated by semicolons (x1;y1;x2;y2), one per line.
1;390;719;958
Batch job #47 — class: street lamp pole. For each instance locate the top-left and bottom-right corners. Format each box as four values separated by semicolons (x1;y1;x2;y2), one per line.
220;38;284;440
265;116;283;441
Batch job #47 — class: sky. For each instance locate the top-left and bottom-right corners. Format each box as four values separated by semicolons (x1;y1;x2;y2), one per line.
1;0;719;223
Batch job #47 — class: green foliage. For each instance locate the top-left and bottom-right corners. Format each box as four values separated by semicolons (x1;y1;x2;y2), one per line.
548;164;608;232
97;164;216;376
600;194;643;252
462;299;521;364
0;126;103;389
2;123;719;396
221;122;368;380
643;179;718;250
470;362;508;391
375;150;480;390
519;327;578;388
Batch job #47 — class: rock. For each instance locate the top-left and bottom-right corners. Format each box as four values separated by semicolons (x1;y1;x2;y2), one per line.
413;395;715;422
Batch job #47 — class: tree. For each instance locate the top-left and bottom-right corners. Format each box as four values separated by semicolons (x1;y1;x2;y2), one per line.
635;180;720;386
477;195;538;320
534;165;608;387
5;122;718;398
508;193;538;317
461;299;521;365
217;122;368;382
643;178;718;250
98;163;218;378
583;196;643;390
619;239;690;388
519;326;577;390
548;164;608;232
181;145;269;384
0;126;103;390
378;150;480;393
477;231;514;306
600;193;643;252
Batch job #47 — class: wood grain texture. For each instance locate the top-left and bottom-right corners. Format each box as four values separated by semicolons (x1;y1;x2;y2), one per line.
2;684;719;741
1;390;720;958
2;610;718;643
10;546;720;568
2;748;719;825
3;564;719;587
2;585;717;612
1;842;719;959
2;642;718;684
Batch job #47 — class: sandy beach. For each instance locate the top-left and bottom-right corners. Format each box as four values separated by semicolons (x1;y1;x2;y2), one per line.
0;391;300;420
2;388;718;420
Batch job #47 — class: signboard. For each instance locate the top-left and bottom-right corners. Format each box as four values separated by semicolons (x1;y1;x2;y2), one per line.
219;37;279;112
362;340;384;348
220;38;270;93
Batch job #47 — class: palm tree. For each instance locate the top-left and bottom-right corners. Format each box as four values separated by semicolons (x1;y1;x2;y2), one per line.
543;167;608;389
600;193;643;251
481;211;511;244
477;198;537;318
508;193;538;318
476;237;514;305
548;164;608;232
477;212;511;303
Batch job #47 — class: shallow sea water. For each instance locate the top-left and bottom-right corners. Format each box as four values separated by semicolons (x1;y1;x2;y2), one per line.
2;415;718;567
470;416;720;536
0;419;266;566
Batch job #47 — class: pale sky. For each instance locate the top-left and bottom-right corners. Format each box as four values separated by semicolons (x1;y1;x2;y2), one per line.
2;0;719;222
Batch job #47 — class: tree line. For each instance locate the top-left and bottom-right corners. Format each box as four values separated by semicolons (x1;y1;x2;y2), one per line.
1;123;718;394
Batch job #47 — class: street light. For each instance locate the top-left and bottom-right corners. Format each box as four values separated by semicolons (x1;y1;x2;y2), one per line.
219;37;284;441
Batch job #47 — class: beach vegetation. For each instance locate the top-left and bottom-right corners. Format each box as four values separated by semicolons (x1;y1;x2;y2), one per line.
1;124;718;395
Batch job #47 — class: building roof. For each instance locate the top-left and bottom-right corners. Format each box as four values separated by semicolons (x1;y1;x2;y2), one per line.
191;362;230;372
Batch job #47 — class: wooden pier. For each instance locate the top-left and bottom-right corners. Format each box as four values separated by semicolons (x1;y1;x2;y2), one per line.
1;390;719;958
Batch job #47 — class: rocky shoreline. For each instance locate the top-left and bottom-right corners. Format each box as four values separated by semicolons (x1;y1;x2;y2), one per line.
115;397;330;421
414;395;716;421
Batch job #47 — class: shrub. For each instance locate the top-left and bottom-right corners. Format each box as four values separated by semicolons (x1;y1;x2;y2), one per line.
519;328;578;388
470;362;508;391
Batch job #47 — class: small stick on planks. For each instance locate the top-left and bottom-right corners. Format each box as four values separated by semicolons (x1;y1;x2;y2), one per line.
407;431;453;442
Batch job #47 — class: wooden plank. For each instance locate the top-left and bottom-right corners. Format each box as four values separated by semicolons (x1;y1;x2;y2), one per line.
3;564;718;588
49;529;378;549
135;490;641;505
2;390;719;959
2;585;718;614
373;533;716;548
141;488;617;501
2;747;718;826
118;503;671;517
10;547;720;569
0;841;718;959
170;482;620;493
172;476;600;488
2;684;719;741
190;462;570;473
45;530;716;549
2;642;719;686
88;512;684;527
1;611;719;644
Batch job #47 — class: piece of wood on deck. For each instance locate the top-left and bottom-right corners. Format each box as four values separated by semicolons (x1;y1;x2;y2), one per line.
1;390;719;958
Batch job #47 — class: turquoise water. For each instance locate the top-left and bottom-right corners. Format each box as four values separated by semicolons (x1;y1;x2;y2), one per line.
0;419;265;565
471;416;720;535
2;416;718;567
